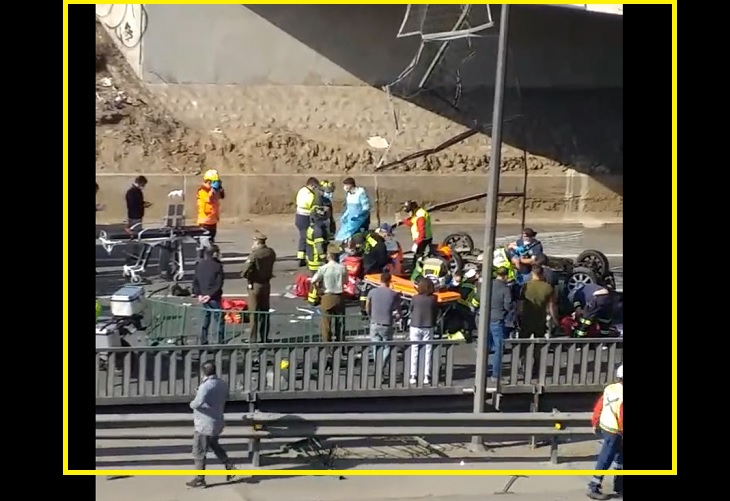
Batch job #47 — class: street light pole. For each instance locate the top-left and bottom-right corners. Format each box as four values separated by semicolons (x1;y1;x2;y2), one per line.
472;3;511;445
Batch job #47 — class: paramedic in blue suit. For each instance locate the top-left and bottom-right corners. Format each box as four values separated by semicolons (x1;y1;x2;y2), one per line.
336;177;371;241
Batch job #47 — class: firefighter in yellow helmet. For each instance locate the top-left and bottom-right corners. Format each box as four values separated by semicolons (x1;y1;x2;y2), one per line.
197;169;225;240
319;180;337;235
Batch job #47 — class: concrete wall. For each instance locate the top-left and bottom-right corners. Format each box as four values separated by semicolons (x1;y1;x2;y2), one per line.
95;172;622;224
137;4;622;88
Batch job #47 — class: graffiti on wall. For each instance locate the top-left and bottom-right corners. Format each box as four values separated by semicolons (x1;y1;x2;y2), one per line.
96;4;148;49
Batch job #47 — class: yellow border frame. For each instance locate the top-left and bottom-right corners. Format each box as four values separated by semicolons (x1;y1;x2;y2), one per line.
71;0;677;476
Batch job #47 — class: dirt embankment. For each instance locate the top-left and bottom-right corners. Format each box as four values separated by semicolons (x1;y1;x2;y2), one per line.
95;21;618;177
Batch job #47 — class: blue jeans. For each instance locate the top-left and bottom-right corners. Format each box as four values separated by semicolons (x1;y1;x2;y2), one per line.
488;320;506;378
588;430;624;493
370;323;393;366
200;299;225;345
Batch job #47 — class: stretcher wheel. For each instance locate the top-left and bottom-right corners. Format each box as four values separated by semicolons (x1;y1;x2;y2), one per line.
566;266;598;294
129;274;142;284
576;249;611;278
442;232;475;254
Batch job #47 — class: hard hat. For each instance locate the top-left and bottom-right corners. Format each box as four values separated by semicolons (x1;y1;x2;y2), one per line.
402;200;418;212
616;365;623;379
280;359;290;370
203;169;220;182
319;180;334;193
464;269;478;280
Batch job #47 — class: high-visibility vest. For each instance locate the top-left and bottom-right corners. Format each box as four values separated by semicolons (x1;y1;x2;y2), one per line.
196;185;220;225
457;282;480;309
598;383;623;434
305;226;326;272
296;187;316;216
410;208;432;242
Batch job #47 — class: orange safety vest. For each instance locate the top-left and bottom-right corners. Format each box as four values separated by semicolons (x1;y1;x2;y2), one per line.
196;185;221;225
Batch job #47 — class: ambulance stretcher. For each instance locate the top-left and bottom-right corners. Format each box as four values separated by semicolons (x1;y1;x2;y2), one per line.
98;225;211;283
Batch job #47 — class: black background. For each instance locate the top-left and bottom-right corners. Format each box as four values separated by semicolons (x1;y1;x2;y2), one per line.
60;2;679;495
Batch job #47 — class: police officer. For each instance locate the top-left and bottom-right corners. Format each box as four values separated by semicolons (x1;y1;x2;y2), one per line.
295;178;321;266
242;231;277;343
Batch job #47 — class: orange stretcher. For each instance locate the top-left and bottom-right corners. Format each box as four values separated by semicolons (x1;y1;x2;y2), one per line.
363;274;462;304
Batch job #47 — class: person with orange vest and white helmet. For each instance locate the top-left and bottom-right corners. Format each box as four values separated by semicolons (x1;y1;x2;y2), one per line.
587;364;623;500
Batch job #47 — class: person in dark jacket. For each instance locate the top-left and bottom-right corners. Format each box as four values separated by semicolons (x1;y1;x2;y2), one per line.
192;245;225;345
124;175;150;229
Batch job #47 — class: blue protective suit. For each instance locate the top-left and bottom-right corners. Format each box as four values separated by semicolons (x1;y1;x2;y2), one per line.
336;186;371;241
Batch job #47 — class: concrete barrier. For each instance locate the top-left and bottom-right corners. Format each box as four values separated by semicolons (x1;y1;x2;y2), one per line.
95;172;622;224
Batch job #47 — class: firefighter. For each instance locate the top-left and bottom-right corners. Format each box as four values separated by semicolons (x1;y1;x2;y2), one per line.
401;201;433;258
196;170;225;255
319;180;337;235
305;205;331;305
295;178;321;267
587;365;623;500
361;227;390;275
569;283;613;337
445;269;480;341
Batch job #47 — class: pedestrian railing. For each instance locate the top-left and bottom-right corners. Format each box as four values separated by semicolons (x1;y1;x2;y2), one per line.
498;337;623;394
144;298;372;345
96;411;595;467
95;339;463;405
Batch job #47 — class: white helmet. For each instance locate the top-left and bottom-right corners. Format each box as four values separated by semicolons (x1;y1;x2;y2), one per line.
616;365;623;379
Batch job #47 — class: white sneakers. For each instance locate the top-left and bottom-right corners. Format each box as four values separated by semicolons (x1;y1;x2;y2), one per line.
409;376;431;385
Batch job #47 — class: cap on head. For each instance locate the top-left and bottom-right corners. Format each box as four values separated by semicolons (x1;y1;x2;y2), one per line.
203;169;220;182
252;230;267;242
616;365;623;379
464;269;477;280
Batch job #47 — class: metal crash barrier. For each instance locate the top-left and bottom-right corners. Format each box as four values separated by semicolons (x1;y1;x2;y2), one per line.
96;411;594;466
95;338;622;405
95;340;462;405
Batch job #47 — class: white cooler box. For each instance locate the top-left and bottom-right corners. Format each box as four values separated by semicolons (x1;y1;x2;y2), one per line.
110;286;146;317
96;323;121;361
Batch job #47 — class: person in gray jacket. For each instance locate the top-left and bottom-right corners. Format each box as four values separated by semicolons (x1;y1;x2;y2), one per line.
186;361;237;488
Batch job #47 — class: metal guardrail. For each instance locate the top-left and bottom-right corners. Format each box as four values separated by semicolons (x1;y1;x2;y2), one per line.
95;338;622;405
96;339;462;405
96;411;594;466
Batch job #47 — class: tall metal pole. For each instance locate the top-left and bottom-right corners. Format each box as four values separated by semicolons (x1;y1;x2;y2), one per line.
472;3;511;444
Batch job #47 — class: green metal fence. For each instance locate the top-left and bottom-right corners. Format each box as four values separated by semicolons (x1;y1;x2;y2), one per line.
144;298;369;346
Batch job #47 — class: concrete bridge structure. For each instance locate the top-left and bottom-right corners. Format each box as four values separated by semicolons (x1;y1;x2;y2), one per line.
95;4;624;222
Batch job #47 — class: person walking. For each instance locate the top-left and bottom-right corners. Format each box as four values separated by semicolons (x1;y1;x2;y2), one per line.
488;267;514;382
408;278;438;385
192;245;225;345
186;361;236;488
365;271;401;370
309;245;347;342
242;231;277;343
587;365;623;499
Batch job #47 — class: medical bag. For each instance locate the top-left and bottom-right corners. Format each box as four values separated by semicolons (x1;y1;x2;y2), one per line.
342;255;363;298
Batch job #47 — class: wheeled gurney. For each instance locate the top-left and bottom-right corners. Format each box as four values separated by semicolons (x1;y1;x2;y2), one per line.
98;225;211;283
